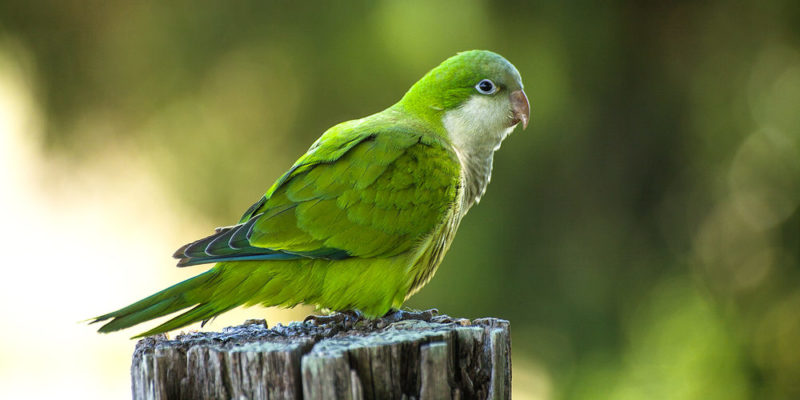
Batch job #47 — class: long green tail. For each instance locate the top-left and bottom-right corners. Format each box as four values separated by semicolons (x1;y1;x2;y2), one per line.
92;256;405;337
91;268;236;338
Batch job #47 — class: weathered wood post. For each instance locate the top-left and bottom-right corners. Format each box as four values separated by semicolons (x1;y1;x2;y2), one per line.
131;313;511;400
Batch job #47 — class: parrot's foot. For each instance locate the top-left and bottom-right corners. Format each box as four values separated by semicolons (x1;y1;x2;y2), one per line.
380;308;439;323
242;318;268;329
304;310;364;326
304;308;440;331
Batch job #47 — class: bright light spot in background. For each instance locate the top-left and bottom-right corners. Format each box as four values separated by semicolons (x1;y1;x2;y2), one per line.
692;44;800;296
512;358;553;400
694;201;775;293
729;129;800;231
0;40;307;399
0;38;166;399
740;44;800;231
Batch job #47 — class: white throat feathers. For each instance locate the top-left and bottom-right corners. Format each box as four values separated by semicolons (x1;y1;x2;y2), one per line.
442;94;516;213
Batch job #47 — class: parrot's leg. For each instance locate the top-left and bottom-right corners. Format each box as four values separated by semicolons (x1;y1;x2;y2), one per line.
304;310;364;325
380;308;439;323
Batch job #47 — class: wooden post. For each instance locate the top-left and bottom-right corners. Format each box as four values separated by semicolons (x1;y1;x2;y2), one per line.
131;314;511;400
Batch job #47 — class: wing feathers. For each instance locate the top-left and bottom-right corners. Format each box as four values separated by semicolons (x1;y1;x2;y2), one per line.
173;125;459;269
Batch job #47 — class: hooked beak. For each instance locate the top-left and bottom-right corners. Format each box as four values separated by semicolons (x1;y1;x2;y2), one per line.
510;89;530;129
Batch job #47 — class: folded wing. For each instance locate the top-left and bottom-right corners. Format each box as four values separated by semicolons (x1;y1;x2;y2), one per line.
174;122;460;267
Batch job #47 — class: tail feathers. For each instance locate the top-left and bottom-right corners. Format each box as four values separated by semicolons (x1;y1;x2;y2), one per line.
132;302;240;338
91;268;224;337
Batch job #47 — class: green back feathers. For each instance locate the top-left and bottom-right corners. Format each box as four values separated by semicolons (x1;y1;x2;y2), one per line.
248;116;460;259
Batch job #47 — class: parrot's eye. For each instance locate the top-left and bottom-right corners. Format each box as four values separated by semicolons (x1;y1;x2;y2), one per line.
475;79;497;95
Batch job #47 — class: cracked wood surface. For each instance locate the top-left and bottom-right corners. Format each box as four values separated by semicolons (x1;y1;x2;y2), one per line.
131;314;510;400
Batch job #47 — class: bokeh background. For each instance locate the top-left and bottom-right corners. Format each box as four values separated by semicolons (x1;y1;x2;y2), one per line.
1;1;799;399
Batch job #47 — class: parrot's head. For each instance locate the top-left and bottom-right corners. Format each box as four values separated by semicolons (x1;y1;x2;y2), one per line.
399;50;530;151
398;50;530;206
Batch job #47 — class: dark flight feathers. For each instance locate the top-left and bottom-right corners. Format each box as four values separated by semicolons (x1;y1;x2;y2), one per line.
172;212;350;267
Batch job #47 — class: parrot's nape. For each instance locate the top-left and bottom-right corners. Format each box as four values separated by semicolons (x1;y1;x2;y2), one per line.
91;50;529;338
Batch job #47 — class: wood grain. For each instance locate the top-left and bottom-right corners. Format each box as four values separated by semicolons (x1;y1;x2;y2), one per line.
131;314;510;400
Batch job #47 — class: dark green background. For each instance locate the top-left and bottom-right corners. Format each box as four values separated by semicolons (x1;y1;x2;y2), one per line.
3;1;799;398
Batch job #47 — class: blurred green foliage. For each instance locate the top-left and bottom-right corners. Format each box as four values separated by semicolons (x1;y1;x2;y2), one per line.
2;1;799;398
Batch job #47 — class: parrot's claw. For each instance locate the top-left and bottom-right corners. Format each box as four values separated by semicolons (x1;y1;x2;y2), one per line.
200;316;218;328
242;318;268;328
380;308;439;323
304;310;364;326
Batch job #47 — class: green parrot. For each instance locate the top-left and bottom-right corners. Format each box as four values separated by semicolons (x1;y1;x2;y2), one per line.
92;50;529;337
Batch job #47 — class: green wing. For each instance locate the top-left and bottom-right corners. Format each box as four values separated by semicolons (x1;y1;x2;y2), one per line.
174;119;460;266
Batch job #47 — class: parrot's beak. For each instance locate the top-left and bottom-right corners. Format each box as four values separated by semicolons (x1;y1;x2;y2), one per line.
510;89;530;129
